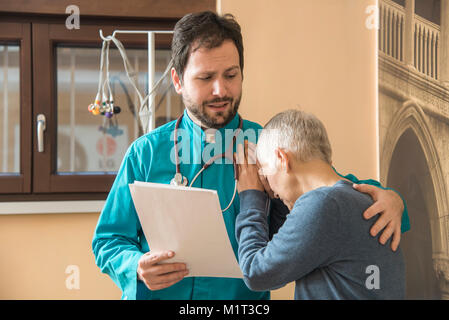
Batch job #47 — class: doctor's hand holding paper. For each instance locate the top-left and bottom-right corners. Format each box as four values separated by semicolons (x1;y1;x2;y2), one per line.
136;251;189;291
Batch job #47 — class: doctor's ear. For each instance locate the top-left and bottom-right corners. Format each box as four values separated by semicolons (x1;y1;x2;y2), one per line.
171;68;183;94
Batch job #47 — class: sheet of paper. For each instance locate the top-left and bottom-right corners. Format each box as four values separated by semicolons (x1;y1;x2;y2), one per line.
129;181;243;279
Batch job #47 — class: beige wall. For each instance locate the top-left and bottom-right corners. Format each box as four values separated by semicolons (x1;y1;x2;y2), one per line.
218;0;378;299
219;0;379;179
0;213;121;299
0;0;378;300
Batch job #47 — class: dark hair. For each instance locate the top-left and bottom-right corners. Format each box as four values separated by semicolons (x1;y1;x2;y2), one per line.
171;11;244;81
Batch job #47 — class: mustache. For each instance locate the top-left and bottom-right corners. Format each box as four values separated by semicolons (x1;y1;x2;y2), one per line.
202;97;233;106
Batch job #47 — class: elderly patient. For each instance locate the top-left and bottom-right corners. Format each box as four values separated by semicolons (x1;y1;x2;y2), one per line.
235;109;405;299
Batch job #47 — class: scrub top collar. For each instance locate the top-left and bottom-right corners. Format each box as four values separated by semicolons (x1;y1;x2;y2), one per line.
181;109;242;136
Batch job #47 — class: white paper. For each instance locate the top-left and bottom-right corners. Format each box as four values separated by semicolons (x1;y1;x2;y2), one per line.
129;181;243;279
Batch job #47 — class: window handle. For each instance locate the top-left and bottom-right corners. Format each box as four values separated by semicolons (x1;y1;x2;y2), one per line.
37;114;46;153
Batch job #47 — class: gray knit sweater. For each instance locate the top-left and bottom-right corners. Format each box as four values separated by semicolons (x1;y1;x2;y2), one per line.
236;180;405;299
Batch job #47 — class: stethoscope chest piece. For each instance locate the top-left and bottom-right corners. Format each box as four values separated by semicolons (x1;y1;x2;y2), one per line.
170;172;188;186
170;114;243;211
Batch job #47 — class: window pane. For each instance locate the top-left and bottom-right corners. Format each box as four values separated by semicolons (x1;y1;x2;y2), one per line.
0;44;20;174
56;46;183;174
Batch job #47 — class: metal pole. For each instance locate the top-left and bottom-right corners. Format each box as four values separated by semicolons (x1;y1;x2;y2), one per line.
148;32;156;131
2;45;8;173
133;55;139;139
98;30;174;132
166;54;172;122
70;49;76;172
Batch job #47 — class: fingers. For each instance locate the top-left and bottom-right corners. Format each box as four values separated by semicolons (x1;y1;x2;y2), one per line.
140;250;175;268
138;251;186;274
353;184;379;201
235;141;265;193
144;270;189;291
152;269;189;284
148;269;189;285
369;214;389;237
358;186;403;250
370;217;402;251
390;225;401;252
146;277;186;291
236;143;246;166
247;141;257;165
376;221;401;252
137;251;189;291
378;221;395;245
236;140;257;165
233;152;240;180
362;201;383;220
147;262;187;276
142;265;188;291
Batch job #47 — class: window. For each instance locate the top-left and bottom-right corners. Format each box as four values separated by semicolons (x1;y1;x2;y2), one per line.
55;46;181;174
0;22;32;195
1;43;21;175
0;18;183;200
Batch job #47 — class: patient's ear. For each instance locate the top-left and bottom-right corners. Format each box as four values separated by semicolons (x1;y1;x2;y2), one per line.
275;148;290;172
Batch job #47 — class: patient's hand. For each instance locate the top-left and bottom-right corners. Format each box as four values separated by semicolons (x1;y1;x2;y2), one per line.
235;141;264;193
353;184;404;252
259;172;275;199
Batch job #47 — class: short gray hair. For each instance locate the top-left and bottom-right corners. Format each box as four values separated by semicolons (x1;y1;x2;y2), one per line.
256;109;332;169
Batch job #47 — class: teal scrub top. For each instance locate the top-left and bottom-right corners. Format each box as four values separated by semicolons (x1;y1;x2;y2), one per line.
92;110;410;300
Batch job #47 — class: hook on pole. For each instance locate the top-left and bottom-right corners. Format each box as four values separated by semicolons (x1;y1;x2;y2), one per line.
99;29;113;41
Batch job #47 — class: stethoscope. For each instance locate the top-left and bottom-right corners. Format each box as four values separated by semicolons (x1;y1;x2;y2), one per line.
170;113;243;212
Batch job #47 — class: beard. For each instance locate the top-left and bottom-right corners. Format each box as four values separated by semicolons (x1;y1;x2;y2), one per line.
182;92;241;129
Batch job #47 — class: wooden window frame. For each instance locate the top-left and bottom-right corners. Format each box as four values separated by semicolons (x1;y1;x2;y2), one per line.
0;16;178;201
32;20;174;195
0;0;216;201
0;22;32;194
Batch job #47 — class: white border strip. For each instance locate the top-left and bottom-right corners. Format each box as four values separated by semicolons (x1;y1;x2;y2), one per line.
0;201;105;215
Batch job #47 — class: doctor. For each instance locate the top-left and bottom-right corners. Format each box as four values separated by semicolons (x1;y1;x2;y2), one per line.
92;11;410;300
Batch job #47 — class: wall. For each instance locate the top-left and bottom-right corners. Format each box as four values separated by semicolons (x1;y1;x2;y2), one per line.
0;0;379;300
218;0;379;299
0;212;121;299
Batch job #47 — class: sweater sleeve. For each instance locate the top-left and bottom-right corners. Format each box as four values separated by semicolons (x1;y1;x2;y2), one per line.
268;198;289;239
236;189;342;292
